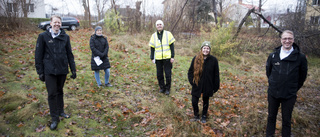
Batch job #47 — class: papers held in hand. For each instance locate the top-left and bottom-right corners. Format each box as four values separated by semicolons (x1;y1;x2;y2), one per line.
94;56;103;66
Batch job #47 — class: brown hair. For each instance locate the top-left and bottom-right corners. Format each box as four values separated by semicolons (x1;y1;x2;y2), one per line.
50;15;61;21
193;51;205;86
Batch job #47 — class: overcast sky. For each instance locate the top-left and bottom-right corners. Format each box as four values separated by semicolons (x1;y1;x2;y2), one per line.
44;0;298;16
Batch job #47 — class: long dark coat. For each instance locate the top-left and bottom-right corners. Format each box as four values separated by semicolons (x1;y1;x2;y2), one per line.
35;28;76;75
188;55;220;98
266;43;308;99
90;34;110;70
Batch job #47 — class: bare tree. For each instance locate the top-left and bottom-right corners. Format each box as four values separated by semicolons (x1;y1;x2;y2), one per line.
211;0;218;24
110;0;120;30
135;1;142;32
94;0;108;20
82;0;91;27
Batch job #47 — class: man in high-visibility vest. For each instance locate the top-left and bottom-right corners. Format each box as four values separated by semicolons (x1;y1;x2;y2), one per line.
149;20;175;95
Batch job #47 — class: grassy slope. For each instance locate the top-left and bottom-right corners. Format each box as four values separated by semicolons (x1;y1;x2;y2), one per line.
0;29;319;136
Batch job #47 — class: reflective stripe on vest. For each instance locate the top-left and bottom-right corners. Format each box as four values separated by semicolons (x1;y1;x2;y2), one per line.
149;30;174;60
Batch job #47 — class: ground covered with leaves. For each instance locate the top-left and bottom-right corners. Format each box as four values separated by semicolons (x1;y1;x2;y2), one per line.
0;29;319;136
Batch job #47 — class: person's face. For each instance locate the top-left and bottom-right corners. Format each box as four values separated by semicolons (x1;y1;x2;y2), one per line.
202;46;210;56
156;23;163;31
96;29;102;35
281;32;294;50
50;17;61;33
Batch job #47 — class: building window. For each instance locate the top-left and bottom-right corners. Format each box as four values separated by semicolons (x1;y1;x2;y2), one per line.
313;0;320;5
26;4;34;12
310;16;320;25
7;3;18;12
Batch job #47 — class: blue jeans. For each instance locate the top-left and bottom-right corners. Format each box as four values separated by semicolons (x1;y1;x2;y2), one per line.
94;68;110;86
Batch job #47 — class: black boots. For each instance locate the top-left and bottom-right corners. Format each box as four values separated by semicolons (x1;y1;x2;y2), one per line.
50;121;59;130
60;113;70;119
165;89;170;95
50;113;70;130
159;88;170;95
201;115;207;123
159;88;165;93
190;115;200;122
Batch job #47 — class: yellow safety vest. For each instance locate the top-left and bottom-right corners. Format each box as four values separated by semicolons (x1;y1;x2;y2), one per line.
149;30;175;60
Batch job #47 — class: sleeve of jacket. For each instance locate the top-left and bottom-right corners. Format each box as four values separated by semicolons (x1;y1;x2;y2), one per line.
66;36;76;72
188;57;195;85
90;37;104;58
266;53;273;78
213;57;220;92
298;53;308;90
150;47;155;60
35;34;45;75
170;43;174;58
102;37;109;58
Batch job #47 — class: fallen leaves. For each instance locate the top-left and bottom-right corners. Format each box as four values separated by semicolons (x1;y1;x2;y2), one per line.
35;125;46;132
16;122;24;128
0;91;5;97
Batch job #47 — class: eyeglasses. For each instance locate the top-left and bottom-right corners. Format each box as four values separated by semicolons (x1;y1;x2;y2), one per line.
281;38;293;41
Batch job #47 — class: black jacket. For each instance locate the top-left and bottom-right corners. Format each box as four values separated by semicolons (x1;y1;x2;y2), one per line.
266;43;308;99
90;34;110;70
188;55;220;98
35;29;76;75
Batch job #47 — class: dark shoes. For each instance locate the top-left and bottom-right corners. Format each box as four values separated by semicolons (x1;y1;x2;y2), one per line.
159;89;170;95
60;113;70;119
105;83;113;87
50;121;59;130
201;115;207;123
50;113;69;130
190;115;200;122
165;90;170;95
159;88;165;93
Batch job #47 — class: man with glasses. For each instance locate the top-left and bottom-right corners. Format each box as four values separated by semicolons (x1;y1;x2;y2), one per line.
265;30;308;137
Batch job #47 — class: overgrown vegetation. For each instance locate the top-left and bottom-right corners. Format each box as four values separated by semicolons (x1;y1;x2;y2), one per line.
104;10;127;34
0;27;319;136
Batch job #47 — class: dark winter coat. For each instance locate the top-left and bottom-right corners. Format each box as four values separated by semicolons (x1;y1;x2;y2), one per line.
266;43;308;99
90;34;110;70
188;55;220;98
35;29;76;75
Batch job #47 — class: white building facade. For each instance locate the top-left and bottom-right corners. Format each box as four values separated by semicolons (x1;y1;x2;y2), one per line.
0;0;45;18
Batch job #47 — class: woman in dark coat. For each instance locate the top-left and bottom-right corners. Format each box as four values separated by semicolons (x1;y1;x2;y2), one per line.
187;41;220;123
90;26;112;87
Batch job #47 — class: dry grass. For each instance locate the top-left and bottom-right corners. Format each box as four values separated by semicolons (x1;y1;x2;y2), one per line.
0;29;319;136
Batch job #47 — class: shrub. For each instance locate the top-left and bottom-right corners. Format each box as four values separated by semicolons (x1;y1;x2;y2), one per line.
104;10;127;34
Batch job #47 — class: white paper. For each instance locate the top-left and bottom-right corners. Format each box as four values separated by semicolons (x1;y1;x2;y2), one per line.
94;56;103;66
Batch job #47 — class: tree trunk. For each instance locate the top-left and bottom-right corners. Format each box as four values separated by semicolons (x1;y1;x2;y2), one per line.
87;0;91;26
211;0;218;25
111;0;120;30
233;8;255;40
171;0;189;33
258;0;262;33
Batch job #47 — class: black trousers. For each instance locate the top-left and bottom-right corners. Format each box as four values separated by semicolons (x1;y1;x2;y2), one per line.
192;95;209;116
266;94;297;137
155;59;172;90
45;74;67;121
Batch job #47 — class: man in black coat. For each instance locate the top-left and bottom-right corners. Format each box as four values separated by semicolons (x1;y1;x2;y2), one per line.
265;30;308;137
35;15;76;130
